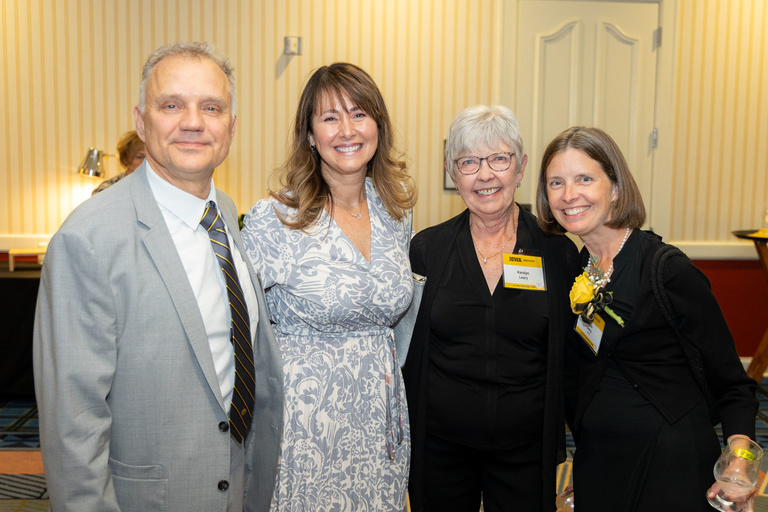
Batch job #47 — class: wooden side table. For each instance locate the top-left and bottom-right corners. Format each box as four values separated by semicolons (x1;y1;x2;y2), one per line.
8;247;46;272
733;230;768;381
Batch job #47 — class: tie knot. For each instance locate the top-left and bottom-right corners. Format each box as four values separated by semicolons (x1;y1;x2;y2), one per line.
200;201;221;231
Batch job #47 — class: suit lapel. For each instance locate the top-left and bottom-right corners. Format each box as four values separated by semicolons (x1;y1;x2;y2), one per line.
130;166;226;410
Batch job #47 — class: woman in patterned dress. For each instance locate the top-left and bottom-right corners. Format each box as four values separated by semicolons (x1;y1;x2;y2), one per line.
242;62;416;512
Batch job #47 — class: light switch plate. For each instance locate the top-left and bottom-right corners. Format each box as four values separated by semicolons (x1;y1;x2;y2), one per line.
284;36;301;55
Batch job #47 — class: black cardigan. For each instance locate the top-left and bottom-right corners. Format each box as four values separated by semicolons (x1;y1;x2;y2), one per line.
402;207;580;512
568;230;758;441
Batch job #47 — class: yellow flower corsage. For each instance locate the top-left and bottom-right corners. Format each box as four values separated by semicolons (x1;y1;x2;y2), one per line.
569;269;625;327
569;273;595;310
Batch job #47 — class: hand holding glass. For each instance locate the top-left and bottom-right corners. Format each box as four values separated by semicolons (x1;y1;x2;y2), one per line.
708;437;763;511
556;488;575;512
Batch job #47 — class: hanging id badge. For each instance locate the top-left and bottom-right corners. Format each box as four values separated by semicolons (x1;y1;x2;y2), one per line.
503;250;546;290
575;313;605;355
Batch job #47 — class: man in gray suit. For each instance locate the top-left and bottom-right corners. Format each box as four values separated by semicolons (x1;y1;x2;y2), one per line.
33;41;282;512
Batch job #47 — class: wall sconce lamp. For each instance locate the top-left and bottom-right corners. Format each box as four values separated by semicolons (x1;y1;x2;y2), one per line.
78;147;114;178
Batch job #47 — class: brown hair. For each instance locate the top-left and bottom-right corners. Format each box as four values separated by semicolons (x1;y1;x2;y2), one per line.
536;126;646;234
116;131;145;168
270;62;416;231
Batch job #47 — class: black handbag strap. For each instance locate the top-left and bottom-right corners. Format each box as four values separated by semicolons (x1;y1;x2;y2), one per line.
650;245;683;330
650;244;719;425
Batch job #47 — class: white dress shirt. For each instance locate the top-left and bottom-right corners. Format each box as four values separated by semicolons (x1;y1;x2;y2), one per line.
146;166;259;411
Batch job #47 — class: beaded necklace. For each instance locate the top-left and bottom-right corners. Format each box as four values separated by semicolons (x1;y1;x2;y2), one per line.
586;227;631;289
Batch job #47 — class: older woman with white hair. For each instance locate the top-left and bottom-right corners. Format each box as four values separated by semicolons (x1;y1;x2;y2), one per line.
402;105;579;512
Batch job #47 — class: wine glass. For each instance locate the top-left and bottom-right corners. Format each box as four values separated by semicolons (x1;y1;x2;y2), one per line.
708;437;763;511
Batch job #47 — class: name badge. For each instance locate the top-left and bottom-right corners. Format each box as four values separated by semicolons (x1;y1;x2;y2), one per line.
503;252;546;290
575;313;605;354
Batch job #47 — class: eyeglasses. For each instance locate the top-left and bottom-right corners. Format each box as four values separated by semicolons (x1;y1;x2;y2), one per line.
454;152;515;175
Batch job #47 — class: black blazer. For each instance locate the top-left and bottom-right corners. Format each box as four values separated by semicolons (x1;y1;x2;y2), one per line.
402;207;580;511
568;230;757;442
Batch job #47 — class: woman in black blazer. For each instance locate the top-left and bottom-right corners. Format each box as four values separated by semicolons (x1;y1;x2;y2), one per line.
537;126;758;511
402;105;579;512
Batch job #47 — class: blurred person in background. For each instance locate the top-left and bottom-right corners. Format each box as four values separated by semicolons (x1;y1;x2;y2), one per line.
92;130;146;194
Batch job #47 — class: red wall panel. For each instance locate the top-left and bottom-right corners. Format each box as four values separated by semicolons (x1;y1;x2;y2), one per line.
693;260;768;357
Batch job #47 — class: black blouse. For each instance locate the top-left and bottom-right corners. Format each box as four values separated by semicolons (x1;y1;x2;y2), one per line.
404;207;580;511
426;217;549;449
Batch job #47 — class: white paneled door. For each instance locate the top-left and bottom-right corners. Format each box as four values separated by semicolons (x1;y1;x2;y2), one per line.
512;0;659;219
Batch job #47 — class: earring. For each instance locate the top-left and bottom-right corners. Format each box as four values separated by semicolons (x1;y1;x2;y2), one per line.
516;182;521;189
310;144;316;155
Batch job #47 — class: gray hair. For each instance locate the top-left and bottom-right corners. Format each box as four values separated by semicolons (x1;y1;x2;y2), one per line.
444;104;524;179
138;41;236;119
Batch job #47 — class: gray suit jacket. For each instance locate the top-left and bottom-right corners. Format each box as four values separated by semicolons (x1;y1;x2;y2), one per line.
33;164;283;512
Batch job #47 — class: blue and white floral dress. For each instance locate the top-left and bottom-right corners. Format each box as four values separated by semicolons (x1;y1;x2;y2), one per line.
242;179;412;512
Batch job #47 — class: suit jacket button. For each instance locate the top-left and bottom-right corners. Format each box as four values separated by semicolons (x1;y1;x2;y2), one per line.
218;480;229;491
219;421;229;432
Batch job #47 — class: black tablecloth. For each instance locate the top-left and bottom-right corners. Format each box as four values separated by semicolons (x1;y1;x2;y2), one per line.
0;261;40;397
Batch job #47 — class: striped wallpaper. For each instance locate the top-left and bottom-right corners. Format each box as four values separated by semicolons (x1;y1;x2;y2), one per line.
1;0;494;246
671;0;768;247
1;0;767;259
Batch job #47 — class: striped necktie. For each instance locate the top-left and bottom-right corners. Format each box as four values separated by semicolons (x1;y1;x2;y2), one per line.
200;201;255;443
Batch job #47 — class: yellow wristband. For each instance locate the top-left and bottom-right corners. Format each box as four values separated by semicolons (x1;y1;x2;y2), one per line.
734;448;757;461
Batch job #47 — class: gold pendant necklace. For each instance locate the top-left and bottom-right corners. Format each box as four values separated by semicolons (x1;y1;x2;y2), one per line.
334;194;366;219
476;247;503;264
472;209;519;264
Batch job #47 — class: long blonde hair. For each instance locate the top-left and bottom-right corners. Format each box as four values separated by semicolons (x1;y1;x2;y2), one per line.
270;62;416;231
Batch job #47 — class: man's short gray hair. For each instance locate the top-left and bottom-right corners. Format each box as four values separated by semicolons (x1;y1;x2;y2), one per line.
138;41;236;119
444;105;524;179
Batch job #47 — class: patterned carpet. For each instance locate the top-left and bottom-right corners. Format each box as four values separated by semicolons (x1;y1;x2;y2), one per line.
0;401;38;451
2;384;768;509
0;399;46;510
0;474;47;500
